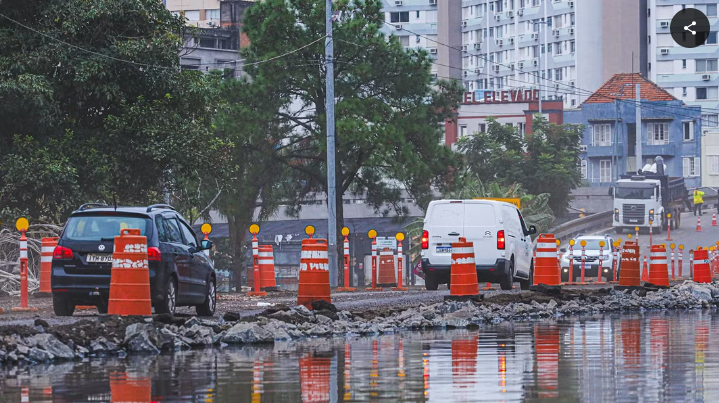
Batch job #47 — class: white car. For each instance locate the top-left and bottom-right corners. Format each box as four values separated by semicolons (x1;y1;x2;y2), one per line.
421;199;536;291
560;235;617;282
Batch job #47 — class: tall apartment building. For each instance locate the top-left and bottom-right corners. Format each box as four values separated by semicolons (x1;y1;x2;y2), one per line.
380;0;646;109
648;1;719;125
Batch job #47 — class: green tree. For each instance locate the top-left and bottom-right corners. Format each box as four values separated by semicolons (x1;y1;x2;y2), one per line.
0;0;220;223
458;115;583;214
241;0;463;282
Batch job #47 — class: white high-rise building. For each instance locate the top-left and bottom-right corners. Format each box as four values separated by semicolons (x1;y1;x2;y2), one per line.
648;1;719;124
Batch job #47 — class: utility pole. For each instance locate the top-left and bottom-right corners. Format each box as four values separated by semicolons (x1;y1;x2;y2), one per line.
635;83;642;173
537;20;546;114
326;0;338;287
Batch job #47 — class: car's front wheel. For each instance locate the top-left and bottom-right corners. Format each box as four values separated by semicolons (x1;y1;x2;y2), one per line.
155;276;177;315
53;294;75;317
196;277;217;317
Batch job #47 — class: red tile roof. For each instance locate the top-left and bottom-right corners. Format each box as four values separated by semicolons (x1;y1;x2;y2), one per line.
583;73;678;104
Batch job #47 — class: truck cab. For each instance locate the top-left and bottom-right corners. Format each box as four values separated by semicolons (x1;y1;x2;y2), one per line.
612;177;664;234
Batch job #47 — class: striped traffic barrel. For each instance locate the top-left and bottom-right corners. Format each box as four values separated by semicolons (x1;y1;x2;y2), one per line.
40;237;59;293
258;245;277;290
377;247;397;287
534;234;560;286
297;238;331;308
693;247;712;283
647;244;669;287
108;229;151;316
618;241;640;287
449;238;479;297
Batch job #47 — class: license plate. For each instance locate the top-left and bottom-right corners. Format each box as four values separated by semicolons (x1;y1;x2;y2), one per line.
87;254;112;263
630;219;638;223
436;246;452;254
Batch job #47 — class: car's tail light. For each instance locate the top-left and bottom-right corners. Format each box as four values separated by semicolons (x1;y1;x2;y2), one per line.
422;230;429;249
497;230;505;250
147;247;162;261
53;246;73;260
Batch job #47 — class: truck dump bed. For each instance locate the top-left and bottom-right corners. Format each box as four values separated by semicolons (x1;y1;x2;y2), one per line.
619;174;686;205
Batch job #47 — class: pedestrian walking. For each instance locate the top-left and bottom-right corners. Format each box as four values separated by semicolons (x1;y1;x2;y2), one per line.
694;188;705;216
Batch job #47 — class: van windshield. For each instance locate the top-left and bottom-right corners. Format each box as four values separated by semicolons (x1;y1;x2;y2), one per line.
615;187;654;199
64;215;150;241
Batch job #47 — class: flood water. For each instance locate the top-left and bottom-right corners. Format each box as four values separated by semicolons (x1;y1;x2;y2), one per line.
2;311;719;402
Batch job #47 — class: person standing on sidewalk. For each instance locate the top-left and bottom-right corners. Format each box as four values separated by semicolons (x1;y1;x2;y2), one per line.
694;189;705;216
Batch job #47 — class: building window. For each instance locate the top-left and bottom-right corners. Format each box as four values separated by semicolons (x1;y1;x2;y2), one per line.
703;114;719;127
698;87;708;99
708;32;718;45
206;9;220;20
683;121;694;141
399;36;409;47
709;156;719;175
647;122;669;145
682;59;687;69
709;4;718;17
390;12;410;23
478;123;487;133
581;160;588;180
570;40;575;53
696;59;718;73
460;125;468;138
555;68;563;80
184;10;200;21
416;10;420;18
600;160;612;183
683;157;700;177
683;87;688;96
592;124;612;146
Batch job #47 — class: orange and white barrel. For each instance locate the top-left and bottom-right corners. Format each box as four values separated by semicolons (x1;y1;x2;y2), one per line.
647;244;669;287
40;237;59;293
534;234;560;286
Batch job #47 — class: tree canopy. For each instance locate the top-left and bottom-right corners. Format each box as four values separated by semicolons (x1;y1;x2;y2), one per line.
0;0;220;223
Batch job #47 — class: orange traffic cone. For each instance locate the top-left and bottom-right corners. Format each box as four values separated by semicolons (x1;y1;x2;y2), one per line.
297;238;331;309
445;237;480;301
697;216;703;232
258;245;278;291
713;213;718;226
482;282;492;290
617;241;641;289
647;245;669;287
108;229;152;316
693;248;712;283
641;256;649;282
532;234;561;289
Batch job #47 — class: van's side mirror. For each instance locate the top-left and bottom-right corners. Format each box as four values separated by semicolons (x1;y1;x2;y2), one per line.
528;225;537;235
560;248;567;253
201;239;213;251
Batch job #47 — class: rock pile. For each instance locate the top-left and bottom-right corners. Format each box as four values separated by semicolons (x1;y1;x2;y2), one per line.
0;281;718;367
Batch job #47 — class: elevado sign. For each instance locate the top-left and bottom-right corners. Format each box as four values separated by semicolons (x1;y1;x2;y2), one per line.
463;89;541;105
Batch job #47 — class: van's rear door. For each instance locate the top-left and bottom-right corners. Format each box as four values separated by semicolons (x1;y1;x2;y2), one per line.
425;201;465;265
463;202;500;266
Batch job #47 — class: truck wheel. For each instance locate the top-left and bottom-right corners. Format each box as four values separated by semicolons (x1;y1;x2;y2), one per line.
614;227;623;235
425;274;439;291
500;260;514;291
676;211;681;228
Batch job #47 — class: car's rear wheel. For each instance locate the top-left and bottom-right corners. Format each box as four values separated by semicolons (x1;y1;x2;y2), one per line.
156;276;177;315
425;273;439;291
196;277;217;317
53;294;75;317
500;260;514;291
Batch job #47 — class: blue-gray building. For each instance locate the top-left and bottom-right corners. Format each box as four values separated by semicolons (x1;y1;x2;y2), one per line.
564;73;702;188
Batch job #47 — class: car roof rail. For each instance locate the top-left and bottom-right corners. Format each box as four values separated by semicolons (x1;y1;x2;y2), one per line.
78;203;108;211
147;204;175;213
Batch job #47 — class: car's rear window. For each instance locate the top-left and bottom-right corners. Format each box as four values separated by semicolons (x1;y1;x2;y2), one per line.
464;203;497;227
63;215;150;241
429;203;464;227
574;239;606;250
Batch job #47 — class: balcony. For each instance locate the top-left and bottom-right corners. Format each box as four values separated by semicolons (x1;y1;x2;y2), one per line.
643;142;676;156
586;145;623;158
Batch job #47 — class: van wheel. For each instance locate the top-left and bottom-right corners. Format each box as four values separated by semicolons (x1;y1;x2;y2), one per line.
500;261;514;291
614;227;623;234
520;262;533;290
425;274;439;291
53;294;75;317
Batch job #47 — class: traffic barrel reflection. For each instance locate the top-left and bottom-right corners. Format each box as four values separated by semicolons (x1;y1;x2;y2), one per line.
110;372;152;403
299;354;331;403
451;334;478;389
534;325;560;398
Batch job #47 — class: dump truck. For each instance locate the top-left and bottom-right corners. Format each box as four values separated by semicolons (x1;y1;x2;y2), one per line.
610;156;688;234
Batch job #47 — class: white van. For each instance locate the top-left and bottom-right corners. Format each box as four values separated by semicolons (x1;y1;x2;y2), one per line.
420;199;536;291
